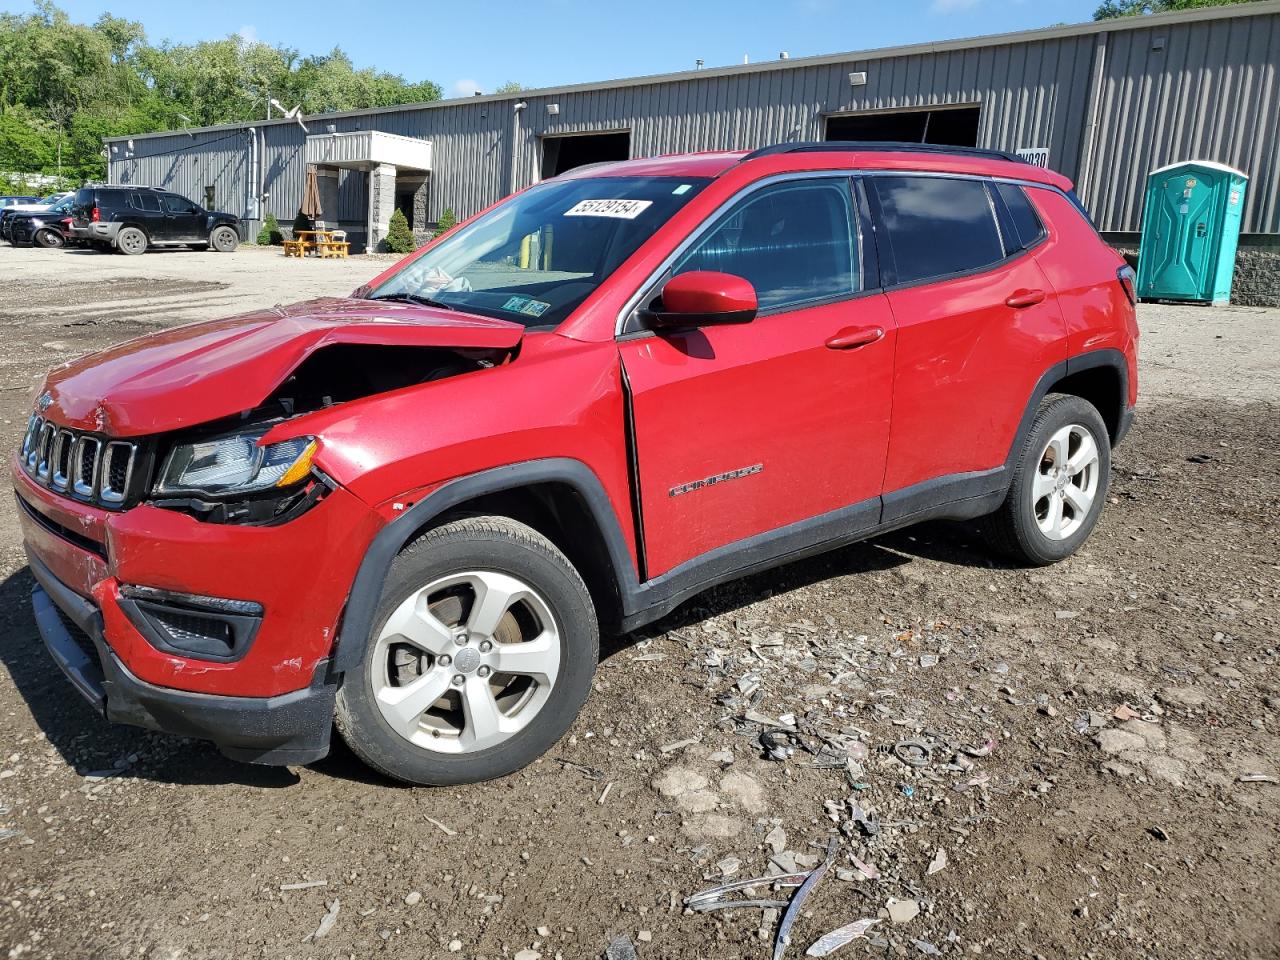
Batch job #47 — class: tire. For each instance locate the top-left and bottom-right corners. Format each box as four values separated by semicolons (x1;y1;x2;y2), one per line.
335;516;599;786
982;394;1112;565
209;225;239;252
116;226;148;255
35;229;64;249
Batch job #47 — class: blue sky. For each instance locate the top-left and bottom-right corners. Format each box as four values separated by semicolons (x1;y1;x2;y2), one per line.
25;0;1100;96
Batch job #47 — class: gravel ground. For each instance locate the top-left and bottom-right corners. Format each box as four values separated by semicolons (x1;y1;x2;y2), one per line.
0;244;1276;960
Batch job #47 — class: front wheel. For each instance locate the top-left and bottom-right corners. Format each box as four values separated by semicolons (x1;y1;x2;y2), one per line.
982;394;1111;565
35;229;65;249
335;516;599;786
209;225;239;252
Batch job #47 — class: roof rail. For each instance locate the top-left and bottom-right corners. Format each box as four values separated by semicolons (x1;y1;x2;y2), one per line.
741;141;1027;164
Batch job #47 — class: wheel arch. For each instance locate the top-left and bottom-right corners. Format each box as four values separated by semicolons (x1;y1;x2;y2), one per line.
1009;349;1131;466
332;458;638;675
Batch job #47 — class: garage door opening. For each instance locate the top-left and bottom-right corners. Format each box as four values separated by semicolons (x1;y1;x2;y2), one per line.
825;106;981;147
541;131;631;179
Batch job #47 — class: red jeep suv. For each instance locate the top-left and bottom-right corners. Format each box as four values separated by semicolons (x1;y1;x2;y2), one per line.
14;143;1137;785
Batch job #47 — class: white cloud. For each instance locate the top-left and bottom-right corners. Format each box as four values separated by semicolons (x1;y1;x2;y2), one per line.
452;78;483;98
930;0;980;11
236;25;260;46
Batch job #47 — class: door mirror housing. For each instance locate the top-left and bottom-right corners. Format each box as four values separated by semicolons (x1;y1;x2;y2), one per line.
643;271;758;329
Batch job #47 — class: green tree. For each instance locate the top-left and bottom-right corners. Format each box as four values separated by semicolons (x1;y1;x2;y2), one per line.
257;213;282;245
433;207;457;239
384;208;417;253
1095;0;1262;18
494;82;524;94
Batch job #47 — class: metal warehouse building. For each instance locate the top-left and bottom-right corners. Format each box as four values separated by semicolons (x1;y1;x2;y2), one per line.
105;2;1280;301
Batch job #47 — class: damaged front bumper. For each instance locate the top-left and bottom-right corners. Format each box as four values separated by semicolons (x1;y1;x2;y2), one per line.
13;454;385;765
29;550;336;764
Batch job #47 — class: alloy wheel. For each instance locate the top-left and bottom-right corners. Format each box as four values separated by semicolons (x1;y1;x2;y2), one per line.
1032;423;1100;540
370;570;562;754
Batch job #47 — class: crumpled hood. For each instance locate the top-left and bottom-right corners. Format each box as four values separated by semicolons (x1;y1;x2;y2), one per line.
39;297;524;436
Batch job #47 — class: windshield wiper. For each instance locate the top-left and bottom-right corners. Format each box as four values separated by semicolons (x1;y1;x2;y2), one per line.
368;293;457;311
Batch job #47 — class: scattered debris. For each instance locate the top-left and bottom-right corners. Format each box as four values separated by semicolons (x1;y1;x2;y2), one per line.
280;879;328;891
1238;773;1279;784
425;816;457;836
892;740;932;768
660;737;700;754
1146;826;1170;842
685;871;808;913
911;937;942;956
774;838;839;960
886;898;920;925
602;933;638;960
308;899;340;941
805;918;878;956
926;848;948;875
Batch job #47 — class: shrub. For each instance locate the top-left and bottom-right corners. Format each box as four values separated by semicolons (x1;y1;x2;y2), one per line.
433;207;457;239
256;213;282;246
384;208;416;254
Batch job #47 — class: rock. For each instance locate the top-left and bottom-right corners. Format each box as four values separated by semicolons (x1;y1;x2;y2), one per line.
1143;755;1188;787
765;825;787;853
637;930;652;942
676;789;718;813
926;848;947;875
1211;665;1244;681
536;926;551;937
514;950;541;960
448;941;462;952
886;898;920;925
1160;686;1208;708
404;891;422;906
603;934;638;960
1096;728;1146;756
653;767;709;798
719;770;766;813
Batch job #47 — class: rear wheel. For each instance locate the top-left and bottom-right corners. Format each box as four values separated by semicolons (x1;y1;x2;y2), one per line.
335;516;599;785
209;225;239;252
982;394;1111;565
35;229;64;249
116;227;147;255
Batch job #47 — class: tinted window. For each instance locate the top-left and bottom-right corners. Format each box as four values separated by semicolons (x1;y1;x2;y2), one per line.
872;176;1004;285
131;192;162;213
673;178;860;312
996;182;1045;250
162;194;196;214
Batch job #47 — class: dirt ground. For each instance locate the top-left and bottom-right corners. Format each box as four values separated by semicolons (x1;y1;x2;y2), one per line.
0;244;1276;960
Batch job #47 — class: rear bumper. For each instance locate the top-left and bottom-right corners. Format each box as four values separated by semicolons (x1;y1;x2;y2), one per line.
29;548;336;765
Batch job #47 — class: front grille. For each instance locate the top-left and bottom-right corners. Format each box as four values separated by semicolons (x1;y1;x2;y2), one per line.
20;414;139;509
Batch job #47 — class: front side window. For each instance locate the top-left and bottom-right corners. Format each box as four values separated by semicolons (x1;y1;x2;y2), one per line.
367;175;710;328
871;175;1004;285
671;178;861;312
995;182;1045;251
162;194;197;214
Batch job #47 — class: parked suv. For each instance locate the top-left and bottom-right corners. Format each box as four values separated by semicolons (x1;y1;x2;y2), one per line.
15;144;1137;785
69;185;240;254
6;194;77;248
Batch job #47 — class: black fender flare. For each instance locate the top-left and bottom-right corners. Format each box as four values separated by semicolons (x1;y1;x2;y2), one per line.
1008;348;1132;465
331;458;639;674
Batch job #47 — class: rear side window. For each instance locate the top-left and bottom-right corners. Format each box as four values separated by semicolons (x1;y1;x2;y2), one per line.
673;178;861;312
130;192;162;213
995;182;1045;251
870;176;1004;286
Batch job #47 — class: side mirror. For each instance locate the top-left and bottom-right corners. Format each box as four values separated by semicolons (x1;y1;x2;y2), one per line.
643;271;758;329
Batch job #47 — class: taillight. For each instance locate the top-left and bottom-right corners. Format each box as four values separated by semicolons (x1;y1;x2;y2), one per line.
59;217;72;226
1117;265;1137;306
90;205;100;222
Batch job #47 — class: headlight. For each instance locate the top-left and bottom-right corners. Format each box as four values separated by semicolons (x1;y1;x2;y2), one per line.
156;431;317;497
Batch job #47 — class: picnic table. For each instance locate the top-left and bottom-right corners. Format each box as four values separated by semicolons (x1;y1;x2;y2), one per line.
284;228;349;259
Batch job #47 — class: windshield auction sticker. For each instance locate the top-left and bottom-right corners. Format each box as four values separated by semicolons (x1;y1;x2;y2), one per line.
563;199;653;219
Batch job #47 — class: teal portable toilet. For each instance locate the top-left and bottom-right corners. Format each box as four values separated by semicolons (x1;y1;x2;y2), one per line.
1136;160;1248;305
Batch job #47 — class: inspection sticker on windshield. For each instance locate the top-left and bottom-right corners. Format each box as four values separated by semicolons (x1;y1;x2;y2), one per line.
564;198;653;219
502;296;550;318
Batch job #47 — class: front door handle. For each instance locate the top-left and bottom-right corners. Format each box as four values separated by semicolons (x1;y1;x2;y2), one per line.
825;325;885;350
1005;289;1046;308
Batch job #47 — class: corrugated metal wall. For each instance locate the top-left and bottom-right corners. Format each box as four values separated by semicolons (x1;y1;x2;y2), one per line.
1083;12;1279;234
108;8;1280;236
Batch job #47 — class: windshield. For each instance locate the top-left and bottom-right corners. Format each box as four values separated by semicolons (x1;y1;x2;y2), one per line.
366;175;710;328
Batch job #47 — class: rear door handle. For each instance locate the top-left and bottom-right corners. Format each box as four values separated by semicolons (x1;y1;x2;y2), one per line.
1005;289;1046;309
825;325;885;350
